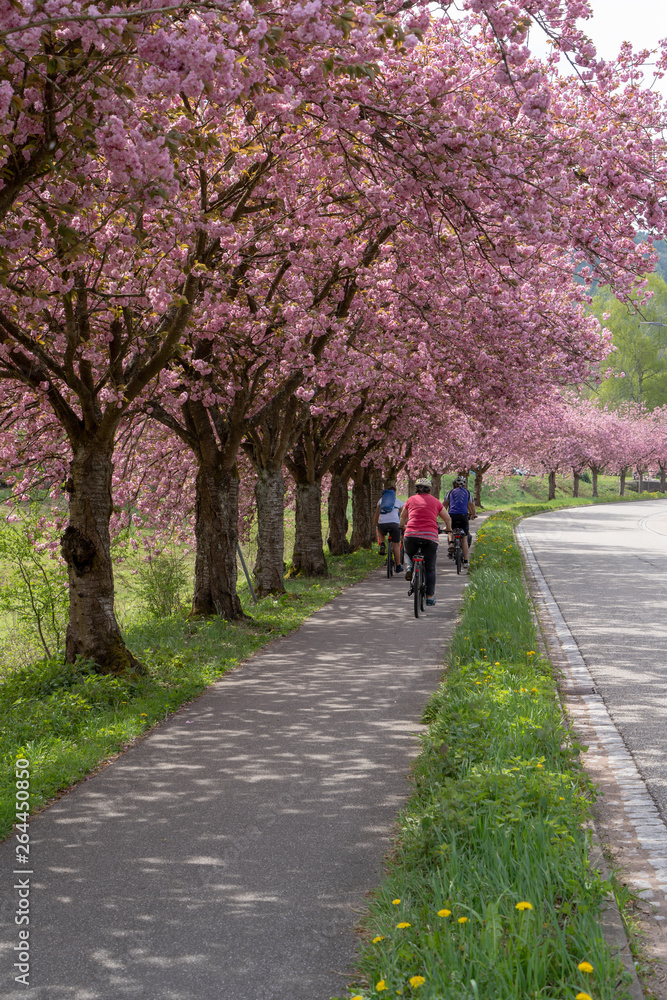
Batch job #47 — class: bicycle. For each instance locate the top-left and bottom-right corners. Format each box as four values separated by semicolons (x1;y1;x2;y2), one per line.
386;537;395;577
449;527;466;575
408;542;427;617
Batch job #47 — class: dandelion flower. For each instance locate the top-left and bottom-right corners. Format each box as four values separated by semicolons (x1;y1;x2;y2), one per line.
575;994;593;1000
437;908;451;917
495;661;500;665
527;651;536;656
409;976;426;988
396;922;411;929
376;980;388;992
372;936;384;944
351;996;363;999
457;916;468;924
140;713;148;717
515;901;533;911
578;961;594;973
392;899;401;905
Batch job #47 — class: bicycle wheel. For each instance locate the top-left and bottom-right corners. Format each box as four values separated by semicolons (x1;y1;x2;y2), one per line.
413;561;421;618
386;542;393;578
455;541;463;575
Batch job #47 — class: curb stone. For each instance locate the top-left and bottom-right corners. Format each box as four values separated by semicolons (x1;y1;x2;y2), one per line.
515;519;645;1000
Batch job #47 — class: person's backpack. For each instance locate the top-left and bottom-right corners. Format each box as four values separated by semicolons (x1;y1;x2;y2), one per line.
379;488;397;514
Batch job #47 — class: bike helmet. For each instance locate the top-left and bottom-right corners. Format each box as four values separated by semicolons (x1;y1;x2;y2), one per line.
455;476;467;487
415;477;432;493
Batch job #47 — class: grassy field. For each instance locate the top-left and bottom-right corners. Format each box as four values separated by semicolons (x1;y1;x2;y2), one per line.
335;502;642;1000
479;472;625;508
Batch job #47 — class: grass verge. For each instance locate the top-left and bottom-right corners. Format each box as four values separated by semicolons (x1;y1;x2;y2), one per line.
0;548;381;841
337;505;635;1000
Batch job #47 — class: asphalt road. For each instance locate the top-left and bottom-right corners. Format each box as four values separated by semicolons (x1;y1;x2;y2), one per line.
0;541;472;1000
522;500;667;817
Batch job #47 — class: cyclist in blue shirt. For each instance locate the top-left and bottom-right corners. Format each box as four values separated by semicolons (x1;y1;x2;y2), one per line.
446;476;475;565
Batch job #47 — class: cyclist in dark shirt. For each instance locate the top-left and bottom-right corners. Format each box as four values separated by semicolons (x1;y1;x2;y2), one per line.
446;476;475;565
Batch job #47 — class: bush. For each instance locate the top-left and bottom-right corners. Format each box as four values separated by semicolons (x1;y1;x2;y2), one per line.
0;510;68;659
132;550;190;618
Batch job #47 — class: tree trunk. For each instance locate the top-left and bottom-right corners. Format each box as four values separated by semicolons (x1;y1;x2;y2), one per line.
327;473;350;555
573;470;580;497
290;481;328;576
192;461;245;618
591;467;599;497
431;473;442;503
548;470;556;501
61;439;140;675
473;465;485;508
407;476;416;497
350;470;374;550
620;468;627;496
253;466;286;597
660;465;666;493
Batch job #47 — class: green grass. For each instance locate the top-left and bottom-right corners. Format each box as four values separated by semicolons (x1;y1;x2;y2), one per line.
336;505;635;1000
0;548;382;841
479;473;651;508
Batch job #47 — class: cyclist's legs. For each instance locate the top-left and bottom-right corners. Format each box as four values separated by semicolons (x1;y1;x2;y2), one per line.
451;515;470;558
385;523;401;566
403;535;419;575
422;540;438;596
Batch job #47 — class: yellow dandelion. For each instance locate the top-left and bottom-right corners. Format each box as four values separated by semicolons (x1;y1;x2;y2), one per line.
577;961;594;974
437;908;451;917
457;916;468;924
527;651;536;656
536;763;544;769
575;994;593;1000
376;981;388;992
396;922;411;929
515;901;533;911
409;976;426;988
495;661;500;665
351;996;363;1000
392;898;401;905
372;936;384;944
559;796;565;800
140;713;148;717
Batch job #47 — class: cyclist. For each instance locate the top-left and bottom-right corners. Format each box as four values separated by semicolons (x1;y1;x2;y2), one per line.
373;482;404;572
446;476;475;565
399;478;451;606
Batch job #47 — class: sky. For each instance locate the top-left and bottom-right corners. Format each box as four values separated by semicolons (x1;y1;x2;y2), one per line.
528;0;667;89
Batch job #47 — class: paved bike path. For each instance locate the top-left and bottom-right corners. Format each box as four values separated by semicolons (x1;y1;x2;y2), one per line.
0;549;474;1000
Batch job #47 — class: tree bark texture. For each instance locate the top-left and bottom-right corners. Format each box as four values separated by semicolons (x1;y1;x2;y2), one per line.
192;462;245;619
253;467;286;596
61;440;140;675
591;467;599;497
548;470;556;501
291;481;328;576
473;464;489;508
407;476;416;498
350;469;375;550
620;468;626;496
327;473;350;555
660;465;666;493
573;470;580;497
431;473;442;502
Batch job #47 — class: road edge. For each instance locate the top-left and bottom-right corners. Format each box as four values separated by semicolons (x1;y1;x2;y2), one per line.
516;519;645;1000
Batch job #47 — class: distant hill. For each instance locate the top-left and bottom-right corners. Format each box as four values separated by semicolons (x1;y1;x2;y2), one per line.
653;239;667;282
635;232;667;281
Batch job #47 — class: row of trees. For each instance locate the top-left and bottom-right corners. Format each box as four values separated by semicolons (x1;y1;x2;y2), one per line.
1;0;666;673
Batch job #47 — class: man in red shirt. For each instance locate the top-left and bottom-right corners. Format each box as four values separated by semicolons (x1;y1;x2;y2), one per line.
399;478;451;606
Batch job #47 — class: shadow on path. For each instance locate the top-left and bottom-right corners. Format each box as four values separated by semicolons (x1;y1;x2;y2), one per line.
0;552;471;1000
